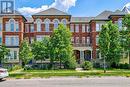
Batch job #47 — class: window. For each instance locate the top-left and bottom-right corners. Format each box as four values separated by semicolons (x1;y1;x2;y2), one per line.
70;24;74;32
96;23;103;31
87;37;90;45
61;19;67;26
36;35;44;41
30;37;34;43
53;19;59;29
14;51;17;59
82;24;86;32
71;37;74;43
44;19;50;32
75;24;79;32
96;35;99;45
25;24;29;32
96;50;100;59
5;22;9;31
75;37;79;43
87;25;90;32
118;18;122;30
5;36;19;46
6;50;18;60
82;37;85;44
30;24;34;32
15;22;19;32
0;23;2;31
10;19;15;32
36;19;42;32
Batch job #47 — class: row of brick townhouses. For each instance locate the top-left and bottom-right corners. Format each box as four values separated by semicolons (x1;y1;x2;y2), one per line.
0;8;129;65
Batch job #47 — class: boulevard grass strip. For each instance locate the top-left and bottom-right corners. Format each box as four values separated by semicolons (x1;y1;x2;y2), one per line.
9;69;130;79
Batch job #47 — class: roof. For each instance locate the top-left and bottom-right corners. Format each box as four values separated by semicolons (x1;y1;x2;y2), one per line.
71;17;95;23
0;10;22;16
110;10;128;16
26;17;34;22
94;10;113;20
33;8;70;16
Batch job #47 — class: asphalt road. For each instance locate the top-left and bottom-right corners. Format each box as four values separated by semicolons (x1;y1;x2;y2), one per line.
0;77;130;87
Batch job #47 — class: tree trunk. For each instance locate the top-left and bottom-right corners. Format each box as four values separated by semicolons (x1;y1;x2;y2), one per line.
104;56;106;73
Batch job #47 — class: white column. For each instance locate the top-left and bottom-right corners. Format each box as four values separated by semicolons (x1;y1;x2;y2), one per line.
80;51;84;64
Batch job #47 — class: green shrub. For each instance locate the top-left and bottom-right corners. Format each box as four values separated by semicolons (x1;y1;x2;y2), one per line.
118;63;130;69
82;61;93;70
9;65;22;71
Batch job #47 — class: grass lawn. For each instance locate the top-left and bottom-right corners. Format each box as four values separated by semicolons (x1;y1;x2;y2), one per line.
9;69;130;79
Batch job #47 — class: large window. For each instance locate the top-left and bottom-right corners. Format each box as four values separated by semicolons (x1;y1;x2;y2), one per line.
5;19;19;32
6;50;18;60
75;24;79;32
53;19;59;29
5;36;19;46
25;24;29;32
44;19;50;32
36;19;42;32
82;24;86;32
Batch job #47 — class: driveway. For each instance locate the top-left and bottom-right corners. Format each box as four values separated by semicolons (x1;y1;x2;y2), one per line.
0;77;130;87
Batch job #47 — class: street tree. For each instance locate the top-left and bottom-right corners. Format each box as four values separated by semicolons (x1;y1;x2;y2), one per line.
50;24;77;69
0;45;9;65
99;24;110;73
19;38;33;68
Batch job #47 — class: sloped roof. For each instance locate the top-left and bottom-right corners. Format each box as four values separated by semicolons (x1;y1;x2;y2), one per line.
111;10;128;15
71;17;95;22
0;10;22;16
95;10;113;20
33;8;70;16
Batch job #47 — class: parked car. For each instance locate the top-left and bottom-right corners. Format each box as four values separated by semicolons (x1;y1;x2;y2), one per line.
0;68;9;80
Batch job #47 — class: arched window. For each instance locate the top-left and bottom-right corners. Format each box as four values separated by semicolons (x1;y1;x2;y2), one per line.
118;18;122;30
36;19;42;32
53;19;59;29
9;19;15;32
61;19;67;26
44;19;50;32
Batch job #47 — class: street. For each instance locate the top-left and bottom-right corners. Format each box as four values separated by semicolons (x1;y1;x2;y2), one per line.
0;77;130;87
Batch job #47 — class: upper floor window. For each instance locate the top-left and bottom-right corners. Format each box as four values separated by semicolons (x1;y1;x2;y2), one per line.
118;18;122;30
61;19;67;26
53;19;59;29
82;24;86;32
82;37;86;44
25;24;29;32
44;19;50;32
87;25;90;32
0;23;2;31
75;37;79;43
15;22;19;32
75;24;79;32
30;24;34;32
36;19;42;32
70;24;74;32
5;36;19;46
10;19;15;32
96;23;103;31
5;19;19;32
96;35;99;45
87;37;90;45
